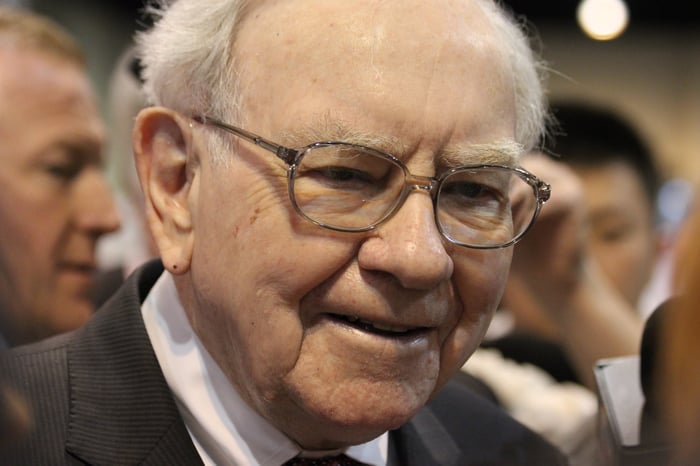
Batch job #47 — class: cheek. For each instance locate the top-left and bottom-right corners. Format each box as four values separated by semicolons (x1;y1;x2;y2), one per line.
195;178;357;305
0;190;75;337
436;249;512;387
190;174;361;406
593;232;640;269
0;191;62;280
191;236;360;413
603;235;655;300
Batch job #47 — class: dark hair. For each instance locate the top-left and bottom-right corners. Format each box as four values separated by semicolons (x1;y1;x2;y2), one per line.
547;101;661;205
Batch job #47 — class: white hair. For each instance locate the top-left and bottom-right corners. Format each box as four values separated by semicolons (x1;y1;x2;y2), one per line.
136;0;548;153
474;0;550;151
136;0;248;119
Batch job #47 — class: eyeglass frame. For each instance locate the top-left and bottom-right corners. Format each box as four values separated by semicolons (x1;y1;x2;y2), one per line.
191;115;551;249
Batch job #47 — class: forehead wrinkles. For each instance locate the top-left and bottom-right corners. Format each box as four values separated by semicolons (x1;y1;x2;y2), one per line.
233;0;517;169
233;0;509;99
280;114;521;166
279;113;407;152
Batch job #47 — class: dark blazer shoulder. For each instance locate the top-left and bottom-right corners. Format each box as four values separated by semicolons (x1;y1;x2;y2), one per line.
390;378;568;466
1;331;74;464
1;260;203;466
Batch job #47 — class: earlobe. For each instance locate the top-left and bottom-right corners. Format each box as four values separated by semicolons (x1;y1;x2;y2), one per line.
133;107;197;275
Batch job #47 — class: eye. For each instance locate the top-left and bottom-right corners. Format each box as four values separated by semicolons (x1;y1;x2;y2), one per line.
595;222;634;243
439;167;513;205
38;145;98;185
297;145;396;192
441;180;502;205
315;166;374;187
44;160;83;181
442;181;489;199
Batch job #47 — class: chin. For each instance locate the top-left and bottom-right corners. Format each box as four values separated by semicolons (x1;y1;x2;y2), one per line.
282;380;430;449
51;298;94;333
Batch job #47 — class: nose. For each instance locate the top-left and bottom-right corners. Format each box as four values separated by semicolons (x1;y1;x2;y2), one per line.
357;192;454;290
73;168;122;236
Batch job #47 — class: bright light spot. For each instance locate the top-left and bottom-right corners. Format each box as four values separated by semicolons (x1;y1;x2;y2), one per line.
577;0;629;41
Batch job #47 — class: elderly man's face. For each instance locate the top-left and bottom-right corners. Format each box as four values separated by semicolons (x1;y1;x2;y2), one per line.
164;0;517;448
0;48;120;344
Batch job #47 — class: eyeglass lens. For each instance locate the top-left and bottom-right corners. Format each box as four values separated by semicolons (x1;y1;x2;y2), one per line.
289;144;538;248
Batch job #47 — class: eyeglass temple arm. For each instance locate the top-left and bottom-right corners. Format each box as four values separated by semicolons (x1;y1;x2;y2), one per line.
192;115;298;164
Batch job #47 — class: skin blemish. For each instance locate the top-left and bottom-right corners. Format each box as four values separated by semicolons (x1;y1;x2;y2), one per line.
249;207;262;225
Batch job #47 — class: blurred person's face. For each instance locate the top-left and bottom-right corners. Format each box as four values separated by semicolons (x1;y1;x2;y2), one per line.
574;161;658;305
0;48;120;345
138;0;518;448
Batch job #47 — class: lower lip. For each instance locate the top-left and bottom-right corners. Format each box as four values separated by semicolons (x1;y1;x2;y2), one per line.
322;314;433;350
59;266;95;283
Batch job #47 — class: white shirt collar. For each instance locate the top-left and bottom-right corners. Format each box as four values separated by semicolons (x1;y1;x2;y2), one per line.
141;271;388;466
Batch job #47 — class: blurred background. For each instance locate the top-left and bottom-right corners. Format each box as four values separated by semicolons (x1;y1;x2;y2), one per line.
6;0;700;185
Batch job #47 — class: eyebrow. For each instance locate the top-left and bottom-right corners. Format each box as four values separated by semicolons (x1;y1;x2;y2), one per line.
282;116;523;167
441;140;523;168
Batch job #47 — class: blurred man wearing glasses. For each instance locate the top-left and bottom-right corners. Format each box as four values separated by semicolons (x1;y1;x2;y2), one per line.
2;0;566;464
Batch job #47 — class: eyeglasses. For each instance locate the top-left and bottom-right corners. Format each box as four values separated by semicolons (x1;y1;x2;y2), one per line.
192;115;551;249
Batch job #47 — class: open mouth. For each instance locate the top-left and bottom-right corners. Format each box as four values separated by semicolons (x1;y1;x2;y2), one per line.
328;313;429;338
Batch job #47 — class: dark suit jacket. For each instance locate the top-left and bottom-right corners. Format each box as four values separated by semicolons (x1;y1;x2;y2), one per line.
1;260;567;465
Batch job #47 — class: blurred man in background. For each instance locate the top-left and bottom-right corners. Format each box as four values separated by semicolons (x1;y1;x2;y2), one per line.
484;102;660;387
0;6;120;347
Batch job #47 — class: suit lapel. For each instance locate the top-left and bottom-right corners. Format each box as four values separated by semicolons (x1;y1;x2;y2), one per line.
65;261;203;465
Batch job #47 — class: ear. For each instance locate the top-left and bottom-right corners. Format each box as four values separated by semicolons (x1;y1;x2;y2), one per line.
133;107;197;275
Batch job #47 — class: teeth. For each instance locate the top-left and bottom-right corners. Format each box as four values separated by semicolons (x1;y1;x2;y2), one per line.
341;315;411;334
369;322;411;333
